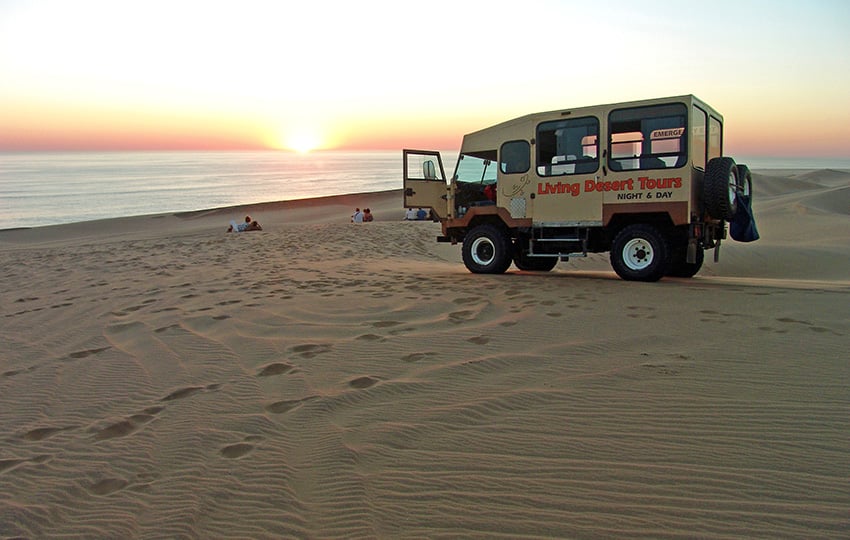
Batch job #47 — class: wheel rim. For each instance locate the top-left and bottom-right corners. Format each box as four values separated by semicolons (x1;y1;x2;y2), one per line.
622;237;654;270
471;237;496;266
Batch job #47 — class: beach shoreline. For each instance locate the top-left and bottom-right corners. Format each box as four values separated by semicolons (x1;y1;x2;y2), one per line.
1;170;848;538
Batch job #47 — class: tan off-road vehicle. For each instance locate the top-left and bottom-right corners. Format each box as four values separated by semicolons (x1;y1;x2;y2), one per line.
404;95;755;281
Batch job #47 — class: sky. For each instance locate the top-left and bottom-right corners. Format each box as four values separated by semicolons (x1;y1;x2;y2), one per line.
1;0;849;157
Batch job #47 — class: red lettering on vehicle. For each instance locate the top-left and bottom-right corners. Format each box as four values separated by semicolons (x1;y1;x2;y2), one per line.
585;179;635;192
537;182;580;196
638;177;683;190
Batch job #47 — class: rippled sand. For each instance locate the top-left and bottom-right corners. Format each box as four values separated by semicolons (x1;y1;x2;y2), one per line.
2;173;848;538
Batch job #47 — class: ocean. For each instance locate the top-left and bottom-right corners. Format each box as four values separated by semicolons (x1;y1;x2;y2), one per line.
1;151;846;230
0;150;459;230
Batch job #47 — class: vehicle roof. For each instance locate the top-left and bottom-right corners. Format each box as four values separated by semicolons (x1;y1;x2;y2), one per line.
460;94;719;155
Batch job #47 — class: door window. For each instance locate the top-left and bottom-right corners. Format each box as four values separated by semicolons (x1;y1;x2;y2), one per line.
500;140;530;174
405;151;445;181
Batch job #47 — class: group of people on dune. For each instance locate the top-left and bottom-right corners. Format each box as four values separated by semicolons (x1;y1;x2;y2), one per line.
350;208;374;223
226;215;262;232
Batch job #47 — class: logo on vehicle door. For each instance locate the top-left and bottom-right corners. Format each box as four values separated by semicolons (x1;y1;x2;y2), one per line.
502;174;530;197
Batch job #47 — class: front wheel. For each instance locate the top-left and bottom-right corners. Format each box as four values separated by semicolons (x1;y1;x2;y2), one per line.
462;224;512;274
610;224;670;282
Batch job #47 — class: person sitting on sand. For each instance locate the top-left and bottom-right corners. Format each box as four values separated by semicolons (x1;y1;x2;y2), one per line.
405;207;416;220
227;215;262;232
363;208;374;222
351;208;364;223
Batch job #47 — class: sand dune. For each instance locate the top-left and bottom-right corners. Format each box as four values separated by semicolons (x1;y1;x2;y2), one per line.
1;171;848;538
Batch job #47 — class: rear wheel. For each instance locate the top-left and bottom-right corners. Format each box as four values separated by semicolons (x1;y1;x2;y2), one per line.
704;157;739;220
462;224;512;274
610;224;670;282
513;252;558;272
667;244;704;278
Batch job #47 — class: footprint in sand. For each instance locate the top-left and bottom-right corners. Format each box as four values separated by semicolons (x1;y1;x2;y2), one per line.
448;310;475;324
627;306;657;319
370;320;402;328
0;455;52;474
220;442;255;459
93;406;163;441
290;343;332;359
93;420;137;441
265;396;316;414
401;352;438;363
641;363;680;376
68;346;111;359
87;478;129;496
256;362;295;377
468;335;490;345
777;317;811;325
356;333;386;342
0;458;28;474
160;385;209;402
21;426;71;441
349;376;380;389
154;323;181;333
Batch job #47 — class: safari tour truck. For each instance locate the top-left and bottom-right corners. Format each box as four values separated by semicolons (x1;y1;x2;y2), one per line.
403;95;755;281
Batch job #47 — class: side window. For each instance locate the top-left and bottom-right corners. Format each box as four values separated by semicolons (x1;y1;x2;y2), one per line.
708;116;722;160
692;106;707;170
536;117;599;176
500;140;530;174
608;104;687;171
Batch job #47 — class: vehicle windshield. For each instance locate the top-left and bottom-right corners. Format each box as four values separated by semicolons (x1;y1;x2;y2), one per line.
453;152;497;212
454;153;497;185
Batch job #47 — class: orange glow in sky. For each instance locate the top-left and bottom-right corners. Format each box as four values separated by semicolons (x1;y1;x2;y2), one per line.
1;0;849;157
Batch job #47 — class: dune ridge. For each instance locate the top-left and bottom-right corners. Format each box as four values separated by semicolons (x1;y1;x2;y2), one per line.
1;170;848;538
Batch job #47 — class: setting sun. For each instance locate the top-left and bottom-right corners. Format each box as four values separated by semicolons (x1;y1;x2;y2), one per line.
285;131;322;153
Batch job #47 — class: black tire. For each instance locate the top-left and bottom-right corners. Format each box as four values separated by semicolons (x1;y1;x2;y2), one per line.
667;244;704;278
610;224;670;282
513;252;558;272
736;164;753;198
462;224;512;274
704;157;739;220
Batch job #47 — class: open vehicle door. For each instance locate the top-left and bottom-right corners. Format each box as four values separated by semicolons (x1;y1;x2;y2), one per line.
403;149;448;219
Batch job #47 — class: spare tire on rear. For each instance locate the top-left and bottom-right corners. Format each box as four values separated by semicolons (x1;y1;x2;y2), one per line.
736;164;753;198
704;157;739;220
